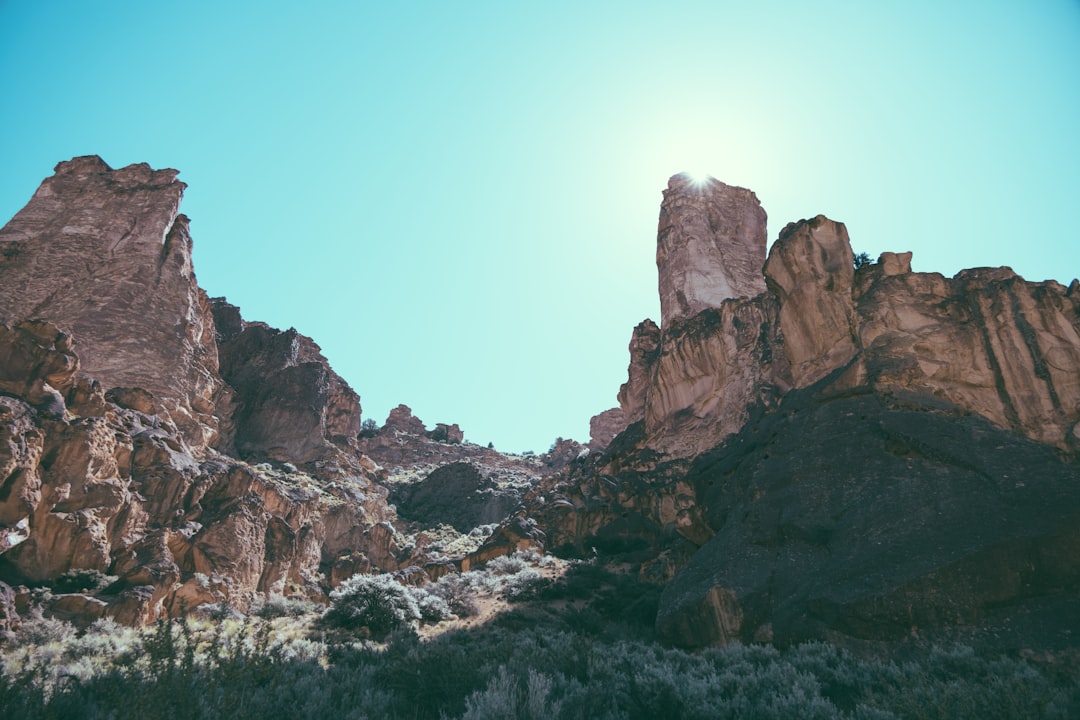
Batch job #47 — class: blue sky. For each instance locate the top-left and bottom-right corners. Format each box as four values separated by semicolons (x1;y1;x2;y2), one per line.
2;2;1078;452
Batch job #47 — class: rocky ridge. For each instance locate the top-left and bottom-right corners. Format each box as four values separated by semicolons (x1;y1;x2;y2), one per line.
0;157;561;626
526;173;1080;651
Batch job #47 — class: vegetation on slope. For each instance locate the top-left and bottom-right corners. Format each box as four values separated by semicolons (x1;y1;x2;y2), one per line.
2;558;1077;719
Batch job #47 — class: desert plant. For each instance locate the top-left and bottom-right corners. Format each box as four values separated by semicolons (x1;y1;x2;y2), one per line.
484;554;528;576
49;568;118;594
252;595;321;619
429;574;481;617
322;574;422;637
413;590;453;624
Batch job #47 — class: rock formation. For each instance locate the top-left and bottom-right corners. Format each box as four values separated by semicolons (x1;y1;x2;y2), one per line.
3;157;1078;656
211;297;363;465
392;461;520;533
0;158;489;625
358;404;573;539
523;173;1080;652
0;156;226;449
587;407;627;452
656;174;767;327
618;211;1080;459
655;389;1080;649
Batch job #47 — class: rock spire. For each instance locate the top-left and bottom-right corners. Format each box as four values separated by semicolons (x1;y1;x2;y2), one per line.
656;173;767;327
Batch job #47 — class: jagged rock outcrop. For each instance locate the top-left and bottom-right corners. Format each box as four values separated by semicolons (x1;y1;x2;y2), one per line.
0;158;416;624
357;403;563;486
383;404;428;437
616;319;661;425
619;211;1080;459
211;298;363;465
0;349;401;623
0;156;227;448
588;407;627;452
527;174;1080;652
360;405;568;538
656;174;767;327
763;216;857;387
0;320;78;417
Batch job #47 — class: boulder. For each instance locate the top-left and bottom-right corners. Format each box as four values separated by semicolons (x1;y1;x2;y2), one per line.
393;462;520;533
657;390;1080;650
211;298;362;464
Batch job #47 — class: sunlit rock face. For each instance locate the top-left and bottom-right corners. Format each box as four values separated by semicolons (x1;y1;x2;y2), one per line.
616;319;661;425
656;174;768;328
764;216;857;387
0;158;413;625
618;206;1080;459
0;156;226;449
531;175;1080;651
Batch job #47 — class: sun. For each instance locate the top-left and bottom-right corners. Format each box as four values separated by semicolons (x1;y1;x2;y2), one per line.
685;170;714;186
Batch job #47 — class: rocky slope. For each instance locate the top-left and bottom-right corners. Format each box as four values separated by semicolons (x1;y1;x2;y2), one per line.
0;157;558;626
528;173;1080;651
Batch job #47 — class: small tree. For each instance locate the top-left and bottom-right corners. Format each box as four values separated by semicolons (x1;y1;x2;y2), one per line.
323;574;420;637
853;252;873;270
359;418;380;438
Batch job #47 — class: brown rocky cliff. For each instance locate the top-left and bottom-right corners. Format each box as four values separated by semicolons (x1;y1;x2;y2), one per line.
0;159;423;624
617;209;1080;459
525;174;1080;651
0;157;226;449
210;298;363;465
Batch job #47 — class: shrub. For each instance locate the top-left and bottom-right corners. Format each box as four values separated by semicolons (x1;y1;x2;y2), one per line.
501;569;547;601
413;590;453;624
10;615;76;646
253;596;321;619
322;574;421;637
50;568;117;594
359;418;380;438
484;555;527;576
429;574;481;617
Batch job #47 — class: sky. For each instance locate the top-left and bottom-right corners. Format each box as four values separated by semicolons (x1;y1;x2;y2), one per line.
1;2;1078;452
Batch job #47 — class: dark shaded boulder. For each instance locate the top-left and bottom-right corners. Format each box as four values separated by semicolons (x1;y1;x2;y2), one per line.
210;298;362;464
656;384;1080;651
393;462;519;532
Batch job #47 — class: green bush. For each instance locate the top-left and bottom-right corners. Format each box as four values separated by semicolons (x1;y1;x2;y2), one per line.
49;568;117;594
322;574;422;637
